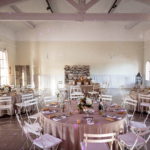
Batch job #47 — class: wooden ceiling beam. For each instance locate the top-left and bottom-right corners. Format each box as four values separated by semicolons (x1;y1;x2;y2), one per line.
66;0;100;13
0;0;27;7
125;21;141;30
136;0;150;5
84;0;99;11
0;13;150;21
10;5;36;29
65;0;80;11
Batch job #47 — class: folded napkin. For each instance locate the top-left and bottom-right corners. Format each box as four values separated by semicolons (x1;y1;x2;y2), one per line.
87;121;94;125
116;117;122;120
42;108;50;111
117;111;127;115
105;117;115;122
42;110;56;115
47;114;56;119
52;115;67;121
50;102;58;105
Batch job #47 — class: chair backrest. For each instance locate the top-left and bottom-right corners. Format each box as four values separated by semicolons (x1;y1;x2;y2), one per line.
24;98;38;107
121;95;131;106
22;125;34;142
70;86;82;93
101;94;112;102
124;98;137;109
23;98;39;123
83;133;116;150
0;96;11;102
24;121;41;136
44;96;57;104
0;96;12;108
21;94;33;102
123;98;137;120
139;94;150;101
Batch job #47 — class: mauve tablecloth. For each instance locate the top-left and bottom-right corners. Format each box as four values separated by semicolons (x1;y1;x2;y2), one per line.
39;101;127;150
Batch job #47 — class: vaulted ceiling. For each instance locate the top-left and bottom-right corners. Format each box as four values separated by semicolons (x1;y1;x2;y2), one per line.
0;0;150;14
0;0;150;32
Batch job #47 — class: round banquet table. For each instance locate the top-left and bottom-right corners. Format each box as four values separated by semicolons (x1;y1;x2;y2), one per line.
39;101;127;150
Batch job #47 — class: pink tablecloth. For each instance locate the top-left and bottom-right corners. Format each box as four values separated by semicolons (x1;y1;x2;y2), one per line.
39;102;127;150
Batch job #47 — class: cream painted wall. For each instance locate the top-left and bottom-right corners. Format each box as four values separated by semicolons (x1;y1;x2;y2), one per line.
0;24;16;85
16;41;144;94
15;21;144;42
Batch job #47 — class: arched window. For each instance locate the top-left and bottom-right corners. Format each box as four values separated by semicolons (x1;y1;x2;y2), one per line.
146;61;150;81
0;49;9;85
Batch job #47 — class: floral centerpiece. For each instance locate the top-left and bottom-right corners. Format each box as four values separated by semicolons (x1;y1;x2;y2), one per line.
77;97;93;113
0;85;11;93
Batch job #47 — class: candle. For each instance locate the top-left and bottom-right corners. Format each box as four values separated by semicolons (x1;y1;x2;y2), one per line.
77;119;81;124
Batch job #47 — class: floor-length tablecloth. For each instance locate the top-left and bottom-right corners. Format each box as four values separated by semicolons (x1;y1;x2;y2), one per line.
39;102;127;150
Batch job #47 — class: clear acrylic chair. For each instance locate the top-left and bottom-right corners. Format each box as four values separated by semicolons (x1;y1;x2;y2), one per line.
80;133;116;150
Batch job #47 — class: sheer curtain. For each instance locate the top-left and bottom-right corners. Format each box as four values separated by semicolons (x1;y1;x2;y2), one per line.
0;49;9;85
146;61;150;81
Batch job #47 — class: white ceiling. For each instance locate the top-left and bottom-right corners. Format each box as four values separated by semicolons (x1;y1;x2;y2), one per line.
0;0;150;32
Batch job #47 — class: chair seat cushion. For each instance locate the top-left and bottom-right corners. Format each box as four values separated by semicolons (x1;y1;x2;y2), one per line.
80;142;110;150
130;121;147;129
118;132;145;148
33;134;62;149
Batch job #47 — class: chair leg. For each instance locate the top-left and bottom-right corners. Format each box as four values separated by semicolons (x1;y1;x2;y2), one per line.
29;143;33;150
144;144;147;150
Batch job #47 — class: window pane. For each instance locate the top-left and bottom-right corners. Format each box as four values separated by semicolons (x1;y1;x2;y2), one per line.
0;50;9;85
146;61;150;81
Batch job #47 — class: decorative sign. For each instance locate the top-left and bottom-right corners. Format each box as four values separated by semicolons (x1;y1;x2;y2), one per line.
64;65;90;84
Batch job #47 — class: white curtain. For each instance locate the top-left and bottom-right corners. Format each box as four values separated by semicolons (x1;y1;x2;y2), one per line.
146;61;150;81
0;49;9;85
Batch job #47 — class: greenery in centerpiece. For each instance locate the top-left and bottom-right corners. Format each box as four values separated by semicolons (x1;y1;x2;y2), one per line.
77;97;93;112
